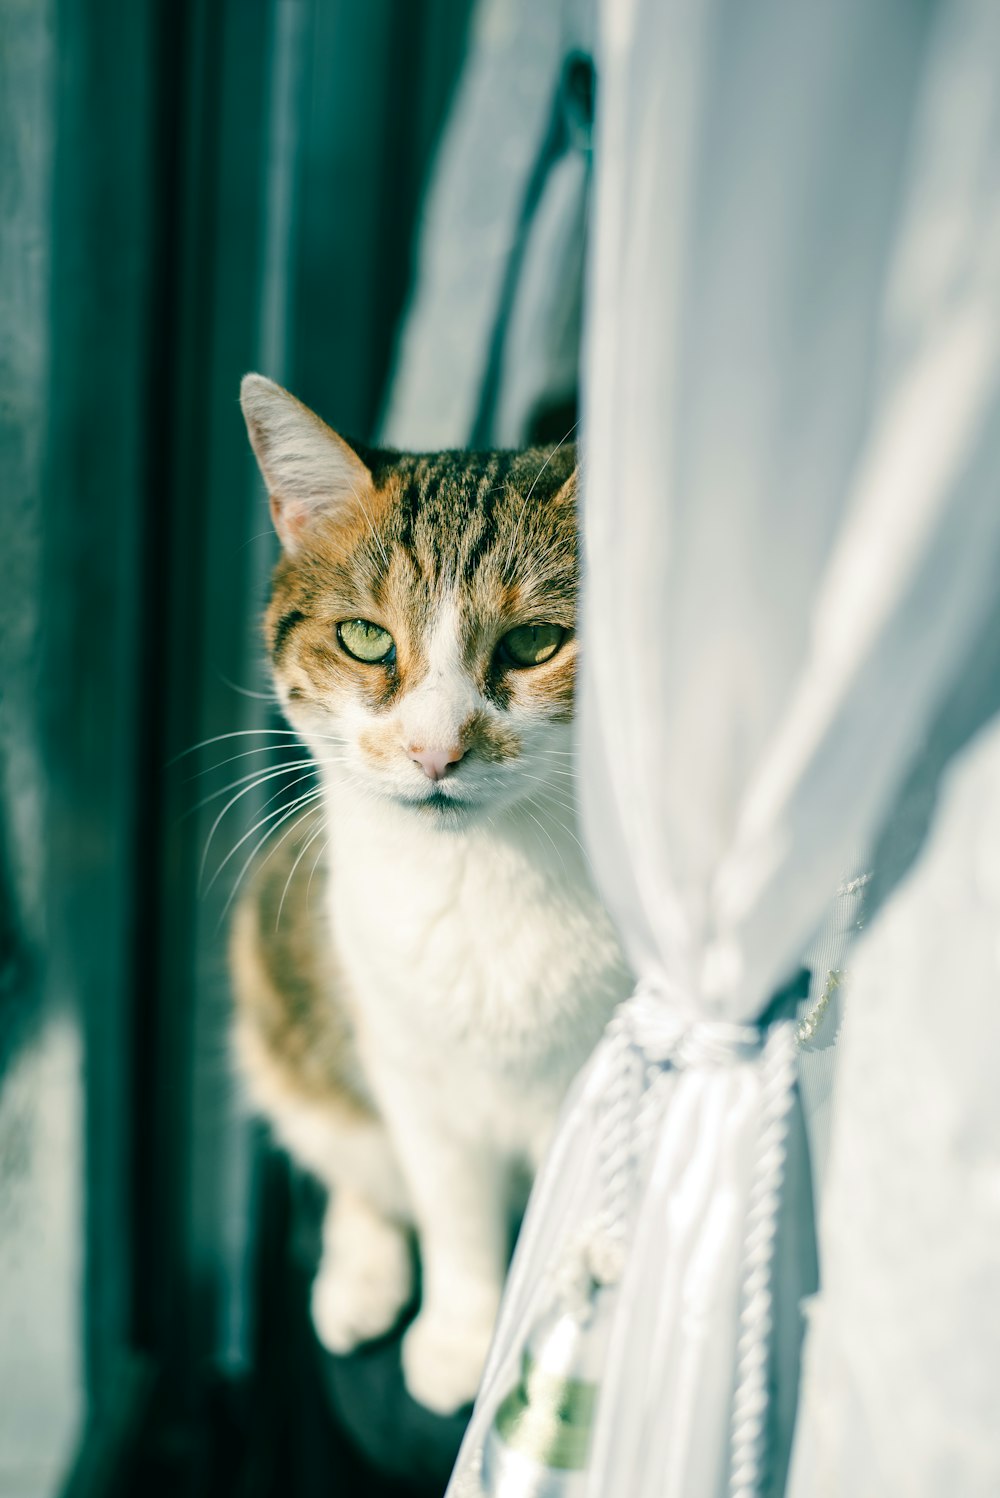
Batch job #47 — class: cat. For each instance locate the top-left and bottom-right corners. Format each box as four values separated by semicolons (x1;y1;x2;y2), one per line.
229;374;631;1414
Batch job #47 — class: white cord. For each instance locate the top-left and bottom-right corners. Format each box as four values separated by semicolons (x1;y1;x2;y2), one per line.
728;1018;799;1498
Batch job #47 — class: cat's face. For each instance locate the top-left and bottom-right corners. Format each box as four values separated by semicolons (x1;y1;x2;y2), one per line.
241;375;578;822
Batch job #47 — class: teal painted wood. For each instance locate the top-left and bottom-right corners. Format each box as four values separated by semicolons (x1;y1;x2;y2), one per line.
2;2;474;1489
37;0;164;1433
0;6;87;1492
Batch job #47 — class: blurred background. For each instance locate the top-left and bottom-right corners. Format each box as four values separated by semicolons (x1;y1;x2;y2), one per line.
0;1;594;1494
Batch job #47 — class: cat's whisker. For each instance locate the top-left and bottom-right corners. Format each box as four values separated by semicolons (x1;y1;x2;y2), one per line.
525;759;577;778
521;779;577;807
307;834;332;909
200;769;320;888
187;760;320;817
185;744;306;780
217;801;325;929
501;418;579;575
523;420;579;508
528;796;595;873
187;749;350;800
236;525;281;555
345;476;392;572
515;769;579;812
171;727;343;765
275;812;330;931
528;795;579;823
532;796;579;823
208;785;326;899
215;672;281;703
522;806;570;882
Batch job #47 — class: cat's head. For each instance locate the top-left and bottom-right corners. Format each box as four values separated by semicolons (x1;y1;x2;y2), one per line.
241;375;578;822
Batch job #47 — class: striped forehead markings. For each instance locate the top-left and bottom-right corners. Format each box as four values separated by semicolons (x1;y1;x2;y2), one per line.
391;450;517;579
462;453;515;580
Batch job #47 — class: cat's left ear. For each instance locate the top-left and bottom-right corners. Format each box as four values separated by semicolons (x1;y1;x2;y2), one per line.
240;373;372;552
554;463;578;504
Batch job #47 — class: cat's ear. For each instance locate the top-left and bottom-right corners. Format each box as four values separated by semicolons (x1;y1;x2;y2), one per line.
552;459;578;507
240;373;372;552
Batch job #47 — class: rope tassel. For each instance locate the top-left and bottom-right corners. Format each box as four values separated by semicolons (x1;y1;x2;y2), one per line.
478;983;812;1498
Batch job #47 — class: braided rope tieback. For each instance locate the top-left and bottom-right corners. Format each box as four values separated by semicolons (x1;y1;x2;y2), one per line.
728;1018;799;1498
551;1005;660;1316
552;989;802;1498
589;1009;645;1286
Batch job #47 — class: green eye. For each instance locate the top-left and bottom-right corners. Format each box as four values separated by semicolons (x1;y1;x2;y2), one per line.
337;618;395;664
498;623;566;668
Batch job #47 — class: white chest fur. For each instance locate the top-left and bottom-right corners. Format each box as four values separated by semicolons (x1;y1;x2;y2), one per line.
322;779;631;1156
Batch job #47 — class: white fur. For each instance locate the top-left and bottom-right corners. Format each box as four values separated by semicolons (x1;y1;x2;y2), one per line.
395;599;477;755
312;1187;413;1354
270;592;632;1411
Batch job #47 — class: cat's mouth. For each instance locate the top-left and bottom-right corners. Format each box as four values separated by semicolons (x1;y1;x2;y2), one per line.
398;789;480;817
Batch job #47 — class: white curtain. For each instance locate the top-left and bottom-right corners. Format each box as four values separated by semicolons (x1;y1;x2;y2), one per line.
788;700;1000;1498
449;0;1000;1493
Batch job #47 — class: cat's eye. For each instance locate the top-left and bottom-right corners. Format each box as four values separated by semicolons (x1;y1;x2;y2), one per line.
498;623;566;669
337;618;395;664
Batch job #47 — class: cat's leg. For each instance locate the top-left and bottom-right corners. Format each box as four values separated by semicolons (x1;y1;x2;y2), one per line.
274;1102;414;1354
239;1061;415;1351
230;867;415;1354
375;1087;509;1413
401;1144;508;1414
311;1182;413;1354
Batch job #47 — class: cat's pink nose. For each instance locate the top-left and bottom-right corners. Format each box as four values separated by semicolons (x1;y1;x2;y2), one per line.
408;744;465;781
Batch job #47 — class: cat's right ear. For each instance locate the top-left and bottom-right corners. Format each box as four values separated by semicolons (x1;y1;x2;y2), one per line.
240;373;373;553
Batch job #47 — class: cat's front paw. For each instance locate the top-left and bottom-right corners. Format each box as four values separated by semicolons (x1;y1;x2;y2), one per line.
311;1219;413;1354
401;1305;497;1414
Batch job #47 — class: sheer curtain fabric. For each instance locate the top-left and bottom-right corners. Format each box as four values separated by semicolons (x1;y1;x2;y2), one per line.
449;0;1000;1494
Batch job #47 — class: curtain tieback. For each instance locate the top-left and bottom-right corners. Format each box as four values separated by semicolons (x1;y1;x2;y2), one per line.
481;981;802;1498
623;982;766;1067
